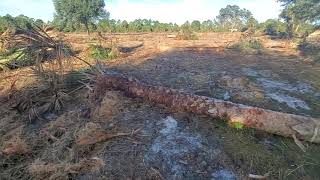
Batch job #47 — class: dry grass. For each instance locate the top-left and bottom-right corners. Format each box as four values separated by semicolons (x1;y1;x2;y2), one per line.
1;31;320;179
92;91;123;121
76;122;139;146
1;25;92;122
0;25;72;70
1;136;31;156
29;157;105;179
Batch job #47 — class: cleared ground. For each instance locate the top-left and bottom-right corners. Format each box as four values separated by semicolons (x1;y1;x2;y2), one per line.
0;32;319;179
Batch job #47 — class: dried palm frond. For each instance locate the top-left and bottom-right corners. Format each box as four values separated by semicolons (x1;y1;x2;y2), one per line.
0;24;72;71
29;158;105;179
2;136;31;156
17;89;70;122
2;24;91;122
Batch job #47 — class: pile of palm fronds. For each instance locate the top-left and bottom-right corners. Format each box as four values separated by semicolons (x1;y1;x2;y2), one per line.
1;24;91;122
0;24;72;70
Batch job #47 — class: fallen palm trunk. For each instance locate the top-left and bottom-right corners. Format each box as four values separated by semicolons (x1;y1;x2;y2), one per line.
94;74;320;143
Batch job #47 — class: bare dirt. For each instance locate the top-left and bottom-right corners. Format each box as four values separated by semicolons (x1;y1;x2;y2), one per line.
0;32;320;180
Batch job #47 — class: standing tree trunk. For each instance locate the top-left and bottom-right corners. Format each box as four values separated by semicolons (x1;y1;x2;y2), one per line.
93;74;320;143
84;20;90;35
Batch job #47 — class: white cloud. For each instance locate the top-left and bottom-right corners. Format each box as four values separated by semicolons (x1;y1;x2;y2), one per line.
238;0;283;22
106;0;283;24
106;0;218;24
0;0;282;24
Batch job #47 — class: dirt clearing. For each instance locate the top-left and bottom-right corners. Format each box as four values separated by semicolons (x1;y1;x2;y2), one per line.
1;32;320;179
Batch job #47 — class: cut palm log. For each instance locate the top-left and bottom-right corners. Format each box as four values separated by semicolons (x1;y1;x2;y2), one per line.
94;74;320;143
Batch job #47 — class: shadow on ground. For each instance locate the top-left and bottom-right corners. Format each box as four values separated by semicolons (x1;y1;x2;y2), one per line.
0;47;320;179
107;47;320;117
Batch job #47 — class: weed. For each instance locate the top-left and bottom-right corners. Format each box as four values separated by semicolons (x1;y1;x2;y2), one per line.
229;39;264;51
89;44;119;60
229;121;245;130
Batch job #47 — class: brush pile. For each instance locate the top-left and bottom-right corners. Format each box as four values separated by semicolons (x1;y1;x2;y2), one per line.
0;24;88;122
0;24;72;70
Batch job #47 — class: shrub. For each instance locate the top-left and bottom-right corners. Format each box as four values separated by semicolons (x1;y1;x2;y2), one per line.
89;45;119;60
177;30;198;40
298;40;320;62
259;19;287;36
177;24;198;40
229;39;264;51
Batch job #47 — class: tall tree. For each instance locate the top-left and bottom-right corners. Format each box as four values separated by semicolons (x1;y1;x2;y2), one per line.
53;0;109;34
216;5;252;30
191;20;201;32
260;19;286;36
279;0;320;24
201;20;214;32
246;17;259;29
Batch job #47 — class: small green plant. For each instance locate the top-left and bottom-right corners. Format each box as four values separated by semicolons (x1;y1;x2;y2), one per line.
89;45;119;60
229;121;245;130
229;39;263;51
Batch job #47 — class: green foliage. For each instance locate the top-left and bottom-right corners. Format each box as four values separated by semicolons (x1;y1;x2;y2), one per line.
52;0;109;33
97;19;110;32
97;19;180;33
298;39;320;62
229;121;245;130
177;22;198;40
229;39;264;51
191;20;201;31
278;0;319;38
0;14;45;34
279;0;320;25
89;45;118;60
259;19;287;36
246;17;259;29
200;20;215;32
216;5;253;30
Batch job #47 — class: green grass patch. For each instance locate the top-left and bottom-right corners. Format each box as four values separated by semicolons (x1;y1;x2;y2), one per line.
213;119;320;179
229;121;245;130
89;45;119;60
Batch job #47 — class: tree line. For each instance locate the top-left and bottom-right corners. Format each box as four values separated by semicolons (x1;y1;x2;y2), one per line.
0;0;318;37
0;14;45;33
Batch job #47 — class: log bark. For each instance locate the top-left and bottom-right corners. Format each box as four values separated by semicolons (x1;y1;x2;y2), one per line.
94;74;320;143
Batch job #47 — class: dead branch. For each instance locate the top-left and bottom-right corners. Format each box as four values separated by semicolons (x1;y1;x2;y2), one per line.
76;131;132;146
29;158;105;179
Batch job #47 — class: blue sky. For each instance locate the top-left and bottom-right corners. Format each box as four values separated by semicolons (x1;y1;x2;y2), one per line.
0;0;283;24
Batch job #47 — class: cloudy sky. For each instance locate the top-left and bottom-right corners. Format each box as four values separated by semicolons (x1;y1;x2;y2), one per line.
0;0;283;24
